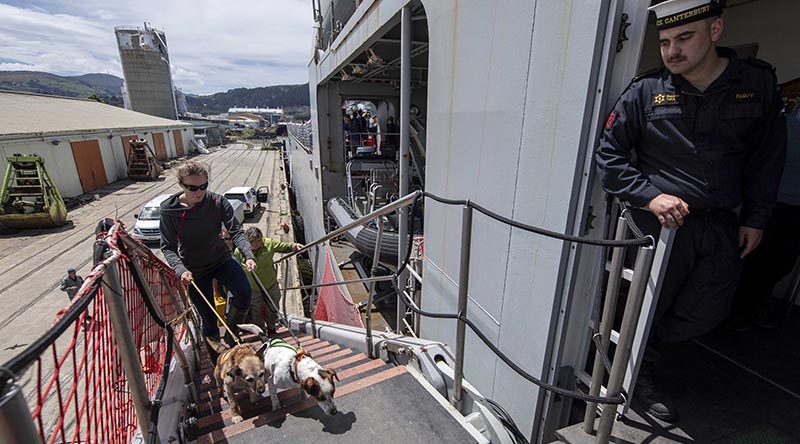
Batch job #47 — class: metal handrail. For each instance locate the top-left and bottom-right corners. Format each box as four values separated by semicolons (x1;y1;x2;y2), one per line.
279;275;395;292
275;190;422;264
286;123;312;152
365;219;384;358
276;188;651;417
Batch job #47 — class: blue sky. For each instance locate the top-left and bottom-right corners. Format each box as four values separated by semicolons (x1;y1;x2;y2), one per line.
0;1;313;94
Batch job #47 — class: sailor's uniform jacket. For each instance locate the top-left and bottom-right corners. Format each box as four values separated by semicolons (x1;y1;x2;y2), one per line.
596;47;787;229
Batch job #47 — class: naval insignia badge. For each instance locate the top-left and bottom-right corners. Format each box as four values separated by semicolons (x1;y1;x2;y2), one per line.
652;93;680;106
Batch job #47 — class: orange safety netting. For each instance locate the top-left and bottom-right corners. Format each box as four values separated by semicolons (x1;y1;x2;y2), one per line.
14;220;189;444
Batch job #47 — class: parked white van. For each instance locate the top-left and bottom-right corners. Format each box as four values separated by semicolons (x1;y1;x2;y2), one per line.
132;194;171;243
223;187;259;216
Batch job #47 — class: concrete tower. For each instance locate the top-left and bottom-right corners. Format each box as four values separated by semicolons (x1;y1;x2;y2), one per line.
115;24;178;120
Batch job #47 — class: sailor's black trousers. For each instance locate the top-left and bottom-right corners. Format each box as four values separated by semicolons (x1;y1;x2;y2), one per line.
630;208;742;343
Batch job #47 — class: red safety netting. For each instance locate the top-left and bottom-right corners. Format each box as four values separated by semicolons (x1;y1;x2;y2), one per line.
3;220;193;444
313;245;364;328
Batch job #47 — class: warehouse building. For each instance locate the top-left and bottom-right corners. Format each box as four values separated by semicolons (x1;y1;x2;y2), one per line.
0;91;193;197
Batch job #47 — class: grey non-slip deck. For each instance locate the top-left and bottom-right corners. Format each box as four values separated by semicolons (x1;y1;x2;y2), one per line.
227;372;479;444
194;329;480;444
557;313;800;443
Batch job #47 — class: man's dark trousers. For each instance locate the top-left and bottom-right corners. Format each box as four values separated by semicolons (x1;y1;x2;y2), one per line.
630;208;743;343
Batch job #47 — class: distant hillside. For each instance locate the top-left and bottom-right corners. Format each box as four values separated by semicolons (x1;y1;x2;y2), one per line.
71;73;124;96
0;71;310;115
0;71;124;106
186;84;310;115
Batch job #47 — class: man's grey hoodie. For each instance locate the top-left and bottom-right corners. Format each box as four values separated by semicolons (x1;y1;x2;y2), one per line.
160;191;254;278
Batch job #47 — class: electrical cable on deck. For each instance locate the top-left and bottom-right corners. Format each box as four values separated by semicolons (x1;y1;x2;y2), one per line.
479;397;530;444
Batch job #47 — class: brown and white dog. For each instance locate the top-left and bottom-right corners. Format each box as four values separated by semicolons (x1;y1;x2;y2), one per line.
207;337;269;423
238;324;340;415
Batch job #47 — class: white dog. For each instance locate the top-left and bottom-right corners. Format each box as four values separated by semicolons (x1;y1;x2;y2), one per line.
238;324;339;415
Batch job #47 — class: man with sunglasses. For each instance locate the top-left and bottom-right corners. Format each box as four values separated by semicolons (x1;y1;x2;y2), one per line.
160;161;257;359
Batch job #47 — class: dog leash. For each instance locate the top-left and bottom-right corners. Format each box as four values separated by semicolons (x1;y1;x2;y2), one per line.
190;280;242;345
249;271;303;349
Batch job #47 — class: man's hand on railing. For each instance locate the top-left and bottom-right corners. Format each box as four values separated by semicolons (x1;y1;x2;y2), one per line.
292;243;304;252
647;193;689;229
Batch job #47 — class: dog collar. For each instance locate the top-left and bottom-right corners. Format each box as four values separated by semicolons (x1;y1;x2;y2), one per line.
268;337;297;352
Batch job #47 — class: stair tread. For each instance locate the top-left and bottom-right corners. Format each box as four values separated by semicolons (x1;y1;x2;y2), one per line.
195;364;407;443
195;347;362;410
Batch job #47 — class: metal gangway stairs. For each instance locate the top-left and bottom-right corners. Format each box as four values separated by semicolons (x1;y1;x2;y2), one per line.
0;190;668;444
190;327;479;444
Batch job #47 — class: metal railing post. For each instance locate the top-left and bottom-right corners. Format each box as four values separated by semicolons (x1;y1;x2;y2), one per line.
311;244;320;338
0;384;41;444
408;260;422;337
452;204;473;406
365;219;384;358
596;241;656;443
281;261;290;327
583;217;628;433
102;259;158;442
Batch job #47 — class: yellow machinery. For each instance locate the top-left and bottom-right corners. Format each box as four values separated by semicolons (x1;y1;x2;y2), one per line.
0;154;68;229
127;139;162;180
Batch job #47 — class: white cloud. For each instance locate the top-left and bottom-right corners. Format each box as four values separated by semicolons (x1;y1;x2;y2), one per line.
0;62;36;70
0;1;313;94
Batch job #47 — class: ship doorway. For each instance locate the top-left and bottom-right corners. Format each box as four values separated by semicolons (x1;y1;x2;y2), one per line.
317;1;429;335
577;0;800;440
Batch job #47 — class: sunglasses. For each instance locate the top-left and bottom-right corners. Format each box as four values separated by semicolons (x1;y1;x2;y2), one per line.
180;181;209;192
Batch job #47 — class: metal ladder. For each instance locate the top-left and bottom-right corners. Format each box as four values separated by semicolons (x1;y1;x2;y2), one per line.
580;210;675;441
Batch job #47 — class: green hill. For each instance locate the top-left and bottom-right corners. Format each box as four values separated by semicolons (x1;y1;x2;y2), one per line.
70;73;124;96
0;71;124;106
185;84;310;115
0;71;310;115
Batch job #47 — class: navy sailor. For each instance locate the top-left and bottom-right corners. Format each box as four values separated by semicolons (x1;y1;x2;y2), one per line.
594;0;787;422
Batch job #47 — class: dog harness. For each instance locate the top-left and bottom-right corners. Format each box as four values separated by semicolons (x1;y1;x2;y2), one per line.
268;338;309;383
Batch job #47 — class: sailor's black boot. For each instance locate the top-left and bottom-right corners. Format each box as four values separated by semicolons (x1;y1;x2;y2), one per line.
634;360;678;422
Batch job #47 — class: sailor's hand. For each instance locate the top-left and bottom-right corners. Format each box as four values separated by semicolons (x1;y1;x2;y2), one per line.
292;243;304;252
245;259;257;272
180;271;193;285
647;194;689;229
738;226;763;258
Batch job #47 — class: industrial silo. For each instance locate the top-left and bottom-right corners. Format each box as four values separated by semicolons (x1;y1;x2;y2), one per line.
115;23;178;120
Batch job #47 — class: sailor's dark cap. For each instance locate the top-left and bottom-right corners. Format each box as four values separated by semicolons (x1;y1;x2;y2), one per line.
649;0;725;31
